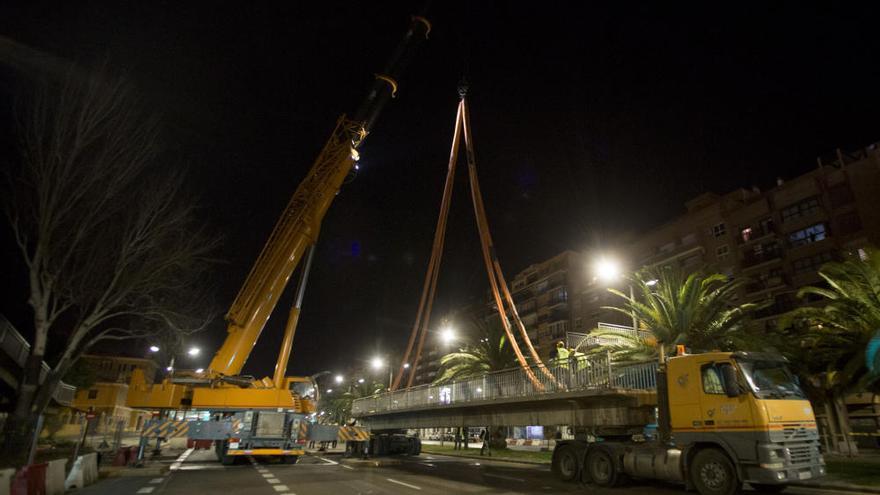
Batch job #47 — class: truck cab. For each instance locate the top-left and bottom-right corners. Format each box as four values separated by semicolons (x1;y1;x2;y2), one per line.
668;351;825;488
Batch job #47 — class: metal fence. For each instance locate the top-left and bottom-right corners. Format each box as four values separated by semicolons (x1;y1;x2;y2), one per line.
352;353;657;416
567;323;654;349
0;314;76;405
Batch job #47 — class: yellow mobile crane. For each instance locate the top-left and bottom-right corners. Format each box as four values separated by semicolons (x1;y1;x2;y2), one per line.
127;14;430;463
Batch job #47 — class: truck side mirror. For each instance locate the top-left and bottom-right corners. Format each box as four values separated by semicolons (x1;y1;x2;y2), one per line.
720;364;740;398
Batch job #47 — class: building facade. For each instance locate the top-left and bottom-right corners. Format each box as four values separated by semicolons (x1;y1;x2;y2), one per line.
69;354;159;432
508;250;590;360
580;143;880;332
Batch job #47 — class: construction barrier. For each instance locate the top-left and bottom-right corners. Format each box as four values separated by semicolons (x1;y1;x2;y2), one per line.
142;419;189;439
112;446;137;466
337;426;370;442
11;463;46;495
64;453;98;490
0;469;14;495
44;459;66;495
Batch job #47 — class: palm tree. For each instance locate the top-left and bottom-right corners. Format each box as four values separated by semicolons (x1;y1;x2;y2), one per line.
433;315;517;384
780;247;880;454
586;265;766;361
433;315;517;451
321;379;386;425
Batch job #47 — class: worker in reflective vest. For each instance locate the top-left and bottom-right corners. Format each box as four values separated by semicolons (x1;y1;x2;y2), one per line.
554;341;569;368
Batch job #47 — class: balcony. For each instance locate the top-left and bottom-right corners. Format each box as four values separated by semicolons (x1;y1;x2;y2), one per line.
744;275;788;295
741;246;783;270
736;223;776;246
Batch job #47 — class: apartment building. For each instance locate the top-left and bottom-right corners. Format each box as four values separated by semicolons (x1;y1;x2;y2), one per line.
508;250;589;360
611;143;880;330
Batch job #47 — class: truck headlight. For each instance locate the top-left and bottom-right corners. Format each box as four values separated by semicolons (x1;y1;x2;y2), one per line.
776;471;787;481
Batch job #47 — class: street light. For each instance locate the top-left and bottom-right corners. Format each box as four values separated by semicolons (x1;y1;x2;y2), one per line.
187;347;200;357
195;368;204;373
148;345;160;353
357;378;365;384
593;255;638;332
403;363;410;369
440;326;456;345
595;257;622;282
370;357;384;370
334;374;344;384
326;389;333;394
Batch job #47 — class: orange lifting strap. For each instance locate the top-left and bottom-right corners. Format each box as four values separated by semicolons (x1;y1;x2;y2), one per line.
392;96;555;391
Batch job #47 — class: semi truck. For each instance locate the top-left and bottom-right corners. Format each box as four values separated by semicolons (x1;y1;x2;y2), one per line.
550;350;824;495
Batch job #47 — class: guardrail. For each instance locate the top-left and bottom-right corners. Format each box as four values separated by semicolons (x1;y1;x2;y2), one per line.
0;314;76;406
352;353;657;416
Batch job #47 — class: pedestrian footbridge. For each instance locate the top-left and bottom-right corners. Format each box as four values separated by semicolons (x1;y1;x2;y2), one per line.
352;355;658;433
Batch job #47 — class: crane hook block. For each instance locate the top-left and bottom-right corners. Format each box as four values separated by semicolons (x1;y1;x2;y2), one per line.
412;15;432;39
375;74;399;98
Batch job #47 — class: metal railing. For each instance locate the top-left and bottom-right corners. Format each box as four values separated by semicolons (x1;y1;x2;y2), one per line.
0;314;76;406
568;323;654;349
352;353;657;416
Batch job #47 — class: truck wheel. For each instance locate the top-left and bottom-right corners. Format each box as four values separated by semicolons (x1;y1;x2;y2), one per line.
690;448;741;495
221;454;236;466
408;438;421;456
283;455;298;464
750;484;786;493
586;449;618;487
553;446;579;482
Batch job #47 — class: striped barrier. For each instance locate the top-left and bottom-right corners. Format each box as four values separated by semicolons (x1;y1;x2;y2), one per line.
142;419;189;439
337;426;370;442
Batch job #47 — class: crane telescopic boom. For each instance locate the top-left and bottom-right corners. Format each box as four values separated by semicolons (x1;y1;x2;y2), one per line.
209;15;430;380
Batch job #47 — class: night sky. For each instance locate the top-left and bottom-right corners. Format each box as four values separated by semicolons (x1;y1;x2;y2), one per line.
1;2;879;380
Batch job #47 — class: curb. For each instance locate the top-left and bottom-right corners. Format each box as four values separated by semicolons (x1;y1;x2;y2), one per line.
339;458;402;468
420;450;549;466
789;482;880;494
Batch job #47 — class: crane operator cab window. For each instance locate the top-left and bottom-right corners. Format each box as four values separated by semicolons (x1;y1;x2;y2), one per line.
289;381;315;401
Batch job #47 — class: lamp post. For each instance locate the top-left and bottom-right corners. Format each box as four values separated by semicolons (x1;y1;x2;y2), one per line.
594;257;639;332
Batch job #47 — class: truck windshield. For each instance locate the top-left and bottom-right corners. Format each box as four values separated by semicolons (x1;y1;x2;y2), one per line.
736;359;805;400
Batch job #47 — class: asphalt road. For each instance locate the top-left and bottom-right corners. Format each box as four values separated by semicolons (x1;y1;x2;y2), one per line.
78;448;871;495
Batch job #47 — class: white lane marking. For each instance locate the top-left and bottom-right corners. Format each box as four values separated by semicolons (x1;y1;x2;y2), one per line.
386;478;422;490
341;464;354;470
266;478;280;484
261;473;274;477
137;488;155;494
272;486;290;492
317;456;338;465
483;473;525;482
149;478;164;484
175;464;227;471
422;463;435;468
169;448;195;470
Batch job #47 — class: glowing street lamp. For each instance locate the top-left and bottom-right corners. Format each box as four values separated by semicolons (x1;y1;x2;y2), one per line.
195;368;204;373
335;374;344;384
187;347;200;357
148;345;160;353
595;257;622;282
440;326;456;345
403;363;410;369
370;357;384;370
357;378;365;384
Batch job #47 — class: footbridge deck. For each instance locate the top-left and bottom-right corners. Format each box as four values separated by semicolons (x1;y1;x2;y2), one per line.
352;355;658;431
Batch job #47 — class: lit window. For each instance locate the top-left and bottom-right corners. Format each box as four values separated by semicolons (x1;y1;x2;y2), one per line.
789;223;826;248
712;223;726;238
